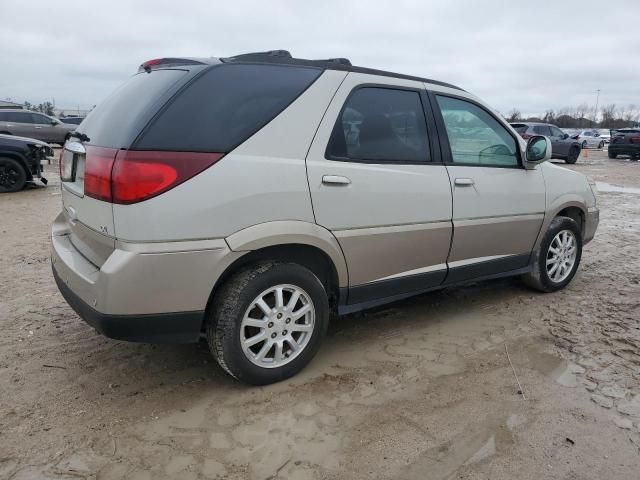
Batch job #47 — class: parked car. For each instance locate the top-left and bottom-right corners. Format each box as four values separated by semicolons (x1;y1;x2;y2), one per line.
597;129;611;144
0;134;51;192
510;122;582;163
608;128;640;159
51;51;599;385
0;109;75;145
573;130;605;149
60;116;86;126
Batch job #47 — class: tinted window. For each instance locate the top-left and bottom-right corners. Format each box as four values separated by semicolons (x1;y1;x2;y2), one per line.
550;126;565;137
5;112;32;123
327;87;429;162
62;117;84;125
137;64;321;152
437;96;518;167
511;124;529;134
77;69;188;147
31;113;51;124
533;125;552;136
0;112;7;121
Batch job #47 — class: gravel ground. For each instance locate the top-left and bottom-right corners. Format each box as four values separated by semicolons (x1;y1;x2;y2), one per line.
1;149;639;479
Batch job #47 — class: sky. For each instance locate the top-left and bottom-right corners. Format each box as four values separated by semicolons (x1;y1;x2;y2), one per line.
1;0;639;117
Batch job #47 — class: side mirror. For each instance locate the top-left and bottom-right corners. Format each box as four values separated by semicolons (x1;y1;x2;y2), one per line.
525;135;551;168
50;120;58;125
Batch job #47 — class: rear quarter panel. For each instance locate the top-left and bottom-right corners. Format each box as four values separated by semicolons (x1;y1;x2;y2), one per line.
112;70;347;241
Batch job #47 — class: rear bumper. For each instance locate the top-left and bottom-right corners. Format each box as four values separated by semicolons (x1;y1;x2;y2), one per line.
584;207;599;244
609;144;640;155
53;266;203;343
51;212;244;343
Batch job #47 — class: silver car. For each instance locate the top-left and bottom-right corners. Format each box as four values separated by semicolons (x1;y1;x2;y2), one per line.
51;51;599;385
0;109;75;145
575;130;606;149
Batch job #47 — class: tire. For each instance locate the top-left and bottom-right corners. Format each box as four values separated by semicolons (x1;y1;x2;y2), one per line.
0;157;27;193
566;146;579;164
581;141;587;149
608;151;617;159
598;141;604;149
522;216;582;293
207;262;329;385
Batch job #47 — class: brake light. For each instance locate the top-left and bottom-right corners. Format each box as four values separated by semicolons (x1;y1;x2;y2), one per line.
84;146;117;202
111;151;224;204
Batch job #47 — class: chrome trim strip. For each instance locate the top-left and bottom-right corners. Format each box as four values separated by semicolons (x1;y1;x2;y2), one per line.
367;263;447;284
334;220;451;237
448;254;515;269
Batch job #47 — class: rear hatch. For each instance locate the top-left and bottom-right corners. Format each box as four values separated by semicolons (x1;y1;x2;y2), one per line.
60;67;195;266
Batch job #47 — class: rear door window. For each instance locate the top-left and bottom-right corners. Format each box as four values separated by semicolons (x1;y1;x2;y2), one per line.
511;124;529;134
326;87;430;162
6;112;32;123
136;64;322;152
533;125;552;136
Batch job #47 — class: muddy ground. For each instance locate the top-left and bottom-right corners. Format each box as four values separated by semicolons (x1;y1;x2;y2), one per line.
1;149;639;479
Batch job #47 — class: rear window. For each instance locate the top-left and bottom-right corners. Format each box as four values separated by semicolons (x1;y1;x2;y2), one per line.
77;69;188;148
510;124;528;133
135;64;322;152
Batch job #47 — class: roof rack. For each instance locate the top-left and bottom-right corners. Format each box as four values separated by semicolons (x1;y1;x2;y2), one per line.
221;50;352;67
221;50;463;91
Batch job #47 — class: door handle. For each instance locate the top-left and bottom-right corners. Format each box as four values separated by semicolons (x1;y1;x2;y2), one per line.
454;178;475;186
322;175;351;185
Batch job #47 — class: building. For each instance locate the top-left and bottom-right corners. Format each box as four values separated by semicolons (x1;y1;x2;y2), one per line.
0;100;24;109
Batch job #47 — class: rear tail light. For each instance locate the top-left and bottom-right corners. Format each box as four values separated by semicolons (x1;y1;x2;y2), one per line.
111;151;224;204
630;135;640;144
84;146;117;202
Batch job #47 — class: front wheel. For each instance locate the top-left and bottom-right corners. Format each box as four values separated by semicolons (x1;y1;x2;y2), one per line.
0;157;27;193
582;141;587;149
522;216;582;293
566;146;580;164
608;151;617;159
598;141;604;149
207;262;329;385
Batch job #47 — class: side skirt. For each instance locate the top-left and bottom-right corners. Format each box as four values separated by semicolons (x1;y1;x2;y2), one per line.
338;254;532;316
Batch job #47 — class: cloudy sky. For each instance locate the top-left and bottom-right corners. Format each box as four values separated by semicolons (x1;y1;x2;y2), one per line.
1;0;638;116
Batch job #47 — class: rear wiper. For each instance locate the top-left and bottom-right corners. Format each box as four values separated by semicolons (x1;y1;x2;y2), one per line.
69;131;90;143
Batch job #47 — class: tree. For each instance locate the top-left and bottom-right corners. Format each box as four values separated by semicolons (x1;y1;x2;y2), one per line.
543;109;555;124
507;108;521;122
600;104;616;128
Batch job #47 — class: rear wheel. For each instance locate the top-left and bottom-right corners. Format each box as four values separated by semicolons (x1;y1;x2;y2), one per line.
581;140;587;149
0;157;27;193
207;262;329;385
523;216;582;293
608;151;617;159
566;146;580;164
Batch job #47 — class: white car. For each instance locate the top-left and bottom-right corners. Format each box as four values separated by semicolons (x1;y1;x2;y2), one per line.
597;129;611;144
574;130;605;149
51;50;599;384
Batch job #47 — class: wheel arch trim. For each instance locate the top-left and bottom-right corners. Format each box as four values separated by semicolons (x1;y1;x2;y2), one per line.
534;198;587;251
225;221;349;287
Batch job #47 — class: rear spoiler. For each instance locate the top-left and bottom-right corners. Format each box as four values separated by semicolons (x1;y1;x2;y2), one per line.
138;57;210;73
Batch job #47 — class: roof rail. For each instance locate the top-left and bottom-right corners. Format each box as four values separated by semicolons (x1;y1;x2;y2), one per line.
221;50;293;62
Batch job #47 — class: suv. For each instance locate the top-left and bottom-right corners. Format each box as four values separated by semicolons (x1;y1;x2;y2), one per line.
510;122;582;164
51;51;599;385
0;109;75;145
609;129;640;160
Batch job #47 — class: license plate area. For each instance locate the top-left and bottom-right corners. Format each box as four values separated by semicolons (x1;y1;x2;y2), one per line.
61;141;86;196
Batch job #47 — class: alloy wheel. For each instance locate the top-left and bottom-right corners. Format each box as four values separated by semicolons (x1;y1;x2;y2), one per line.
546;230;577;283
240;284;315;368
